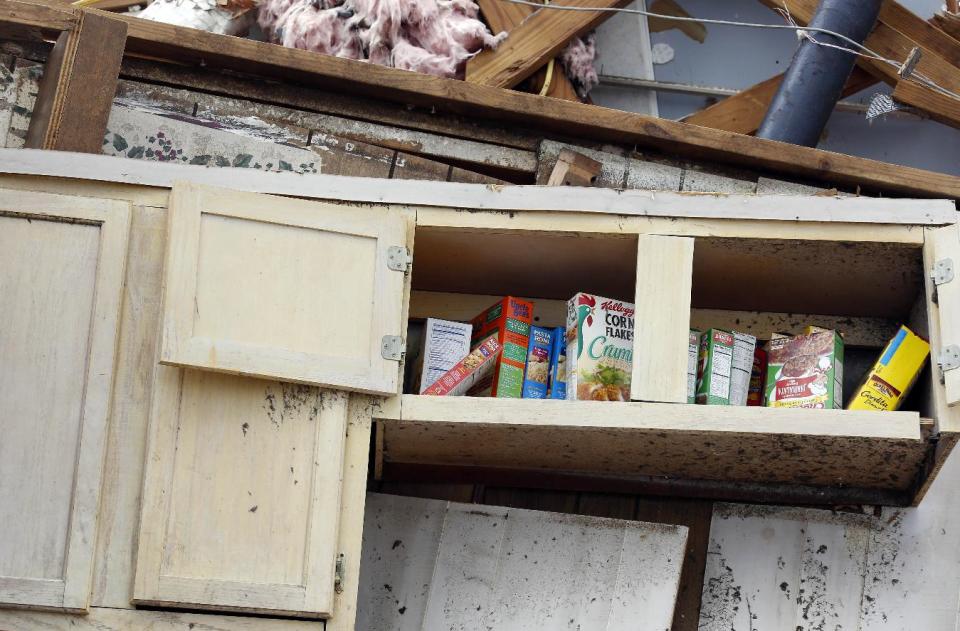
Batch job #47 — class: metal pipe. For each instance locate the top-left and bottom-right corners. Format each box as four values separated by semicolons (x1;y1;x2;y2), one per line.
756;0;883;147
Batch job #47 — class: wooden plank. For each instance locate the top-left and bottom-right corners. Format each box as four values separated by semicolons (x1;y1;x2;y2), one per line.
475;0;581;101
466;0;629;88
0;189;130;612
546;148;602;186
684;67;877;135
631;235;694;403
379;396;928;495
0;607;323;630
25;9;126;152
159;182;407;395
933;11;960;43
893;79;960;130
5;150;952;223
24;6;946;196
879;2;960;68
408;290;902;347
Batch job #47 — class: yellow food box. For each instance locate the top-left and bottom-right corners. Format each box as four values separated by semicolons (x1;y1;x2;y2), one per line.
847;325;930;412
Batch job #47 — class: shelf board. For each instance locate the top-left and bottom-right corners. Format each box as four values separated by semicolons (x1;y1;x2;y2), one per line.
376;396;930;506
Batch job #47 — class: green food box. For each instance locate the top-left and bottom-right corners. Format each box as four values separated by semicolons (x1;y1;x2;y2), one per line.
696;329;734;405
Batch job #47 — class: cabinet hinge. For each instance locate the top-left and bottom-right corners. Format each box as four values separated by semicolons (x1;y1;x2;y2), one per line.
381;335;405;361
386;246;412;272
334;553;345;594
938;345;960;383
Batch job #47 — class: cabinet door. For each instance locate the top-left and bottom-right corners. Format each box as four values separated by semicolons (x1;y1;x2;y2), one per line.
133;368;348;618
631;235;694;403
0;190;130;611
925;224;960;416
160;182;407;396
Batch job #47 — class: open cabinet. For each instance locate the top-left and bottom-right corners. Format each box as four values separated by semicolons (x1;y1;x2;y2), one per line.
0;173;958;631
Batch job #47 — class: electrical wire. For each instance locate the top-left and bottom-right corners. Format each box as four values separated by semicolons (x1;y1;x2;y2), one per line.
496;0;960;103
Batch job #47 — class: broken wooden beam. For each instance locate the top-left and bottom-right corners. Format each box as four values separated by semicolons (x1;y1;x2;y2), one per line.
466;0;630;89
25;9;127;152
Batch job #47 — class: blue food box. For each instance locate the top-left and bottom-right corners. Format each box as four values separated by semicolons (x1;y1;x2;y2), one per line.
522;326;555;398
548;326;567;399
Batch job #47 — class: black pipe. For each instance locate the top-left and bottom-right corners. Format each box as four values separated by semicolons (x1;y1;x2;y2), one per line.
756;0;883;147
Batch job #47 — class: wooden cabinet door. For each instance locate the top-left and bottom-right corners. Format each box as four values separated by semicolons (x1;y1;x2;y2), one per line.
925;225;960;422
631;234;694;403
133;368;349;618
0;189;130;611
159;183;407;396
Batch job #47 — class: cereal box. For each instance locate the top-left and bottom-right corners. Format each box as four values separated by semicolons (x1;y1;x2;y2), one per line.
566;293;634;401
847;325;929;411
422;337;501;396
522;326;555;398
747;348;767;406
696;329;734;405
548;326;567;399
418;318;472;393
469;297;534;398
687;330;701;404
729;331;757;406
765;329;844;409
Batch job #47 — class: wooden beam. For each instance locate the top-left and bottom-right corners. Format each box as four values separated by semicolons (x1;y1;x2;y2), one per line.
4;1;960;197
879;1;960;68
545;148;601;185
933;11;960;43
684;67;877;135
466;0;630;89
25;9;126;152
893;79;960;130
475;0;581;100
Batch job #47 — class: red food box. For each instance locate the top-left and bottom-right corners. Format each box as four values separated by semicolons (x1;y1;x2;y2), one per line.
469;297;534;397
747;348;767;406
422;337;502;396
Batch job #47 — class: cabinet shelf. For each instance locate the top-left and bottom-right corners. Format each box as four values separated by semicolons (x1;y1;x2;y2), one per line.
376;396;935;506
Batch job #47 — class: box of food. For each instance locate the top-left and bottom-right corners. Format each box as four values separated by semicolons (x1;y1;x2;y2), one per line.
696;329;734;405
687;330;701;404
765;329;844;409
747;348;767;406
422;336;502;396
566;293;634;401
729;331;757;406
469;297;534;398
847;325;929;411
548;326;567;399
417;318;472;393
522;326;555;398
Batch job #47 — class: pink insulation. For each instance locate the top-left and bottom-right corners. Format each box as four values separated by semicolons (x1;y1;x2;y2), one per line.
559;33;598;97
259;0;508;79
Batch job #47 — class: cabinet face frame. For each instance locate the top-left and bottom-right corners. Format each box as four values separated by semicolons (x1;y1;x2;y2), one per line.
134;368;349;618
0;189;131;612
159;182;408;396
925;225;960;425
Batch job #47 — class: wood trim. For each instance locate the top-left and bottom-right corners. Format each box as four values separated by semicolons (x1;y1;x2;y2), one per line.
466;0;628;88
0;607;324;630
25;9;126;152
0;149;954;224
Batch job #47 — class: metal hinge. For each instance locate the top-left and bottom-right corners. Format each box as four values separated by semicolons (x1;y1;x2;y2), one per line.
930;258;953;304
381;335;405;361
938;345;960;383
386;246;412;272
334;553;345;594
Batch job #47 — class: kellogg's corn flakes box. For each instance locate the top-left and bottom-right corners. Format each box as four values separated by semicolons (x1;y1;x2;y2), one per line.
566;293;634;401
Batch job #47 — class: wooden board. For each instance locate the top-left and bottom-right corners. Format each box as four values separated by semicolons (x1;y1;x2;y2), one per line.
466;0;629;89
0;607;324;630
377;396;929;503
925;223;960;415
159;182;407;395
7;1;960;197
631;235;693;403
0;188;130;611
134;369;348;617
25;10;126;152
356;492;688;630
894;79;960;130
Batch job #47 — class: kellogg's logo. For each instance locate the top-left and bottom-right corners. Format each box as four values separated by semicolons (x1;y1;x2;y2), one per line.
600;299;635;319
